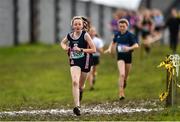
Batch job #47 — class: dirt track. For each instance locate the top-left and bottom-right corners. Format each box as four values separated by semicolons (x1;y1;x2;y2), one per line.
0;99;164;117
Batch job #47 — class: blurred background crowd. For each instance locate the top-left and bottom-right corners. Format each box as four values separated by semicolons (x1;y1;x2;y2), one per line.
0;0;179;53
110;7;180;53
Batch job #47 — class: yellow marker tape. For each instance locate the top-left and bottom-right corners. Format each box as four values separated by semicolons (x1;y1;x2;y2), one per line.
159;92;168;102
158;55;176;101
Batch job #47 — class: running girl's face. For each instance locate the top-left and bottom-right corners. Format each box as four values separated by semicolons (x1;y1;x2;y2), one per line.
118;23;128;33
72;19;83;32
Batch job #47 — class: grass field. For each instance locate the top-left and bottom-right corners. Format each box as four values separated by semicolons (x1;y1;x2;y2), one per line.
0;43;180;121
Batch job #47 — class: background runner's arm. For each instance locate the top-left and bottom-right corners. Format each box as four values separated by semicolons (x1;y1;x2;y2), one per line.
104;41;116;54
97;47;104;54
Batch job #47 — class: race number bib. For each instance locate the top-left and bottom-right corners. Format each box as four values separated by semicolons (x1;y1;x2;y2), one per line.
70;51;84;59
117;44;125;52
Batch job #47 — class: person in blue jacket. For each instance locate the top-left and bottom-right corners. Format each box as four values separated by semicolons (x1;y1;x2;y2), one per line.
105;18;139;100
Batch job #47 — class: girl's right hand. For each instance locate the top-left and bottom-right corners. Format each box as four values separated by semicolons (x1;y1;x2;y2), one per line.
64;46;70;51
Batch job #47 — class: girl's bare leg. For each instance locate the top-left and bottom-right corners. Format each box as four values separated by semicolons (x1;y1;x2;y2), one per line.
124;63;132;88
117;60;125;97
70;66;81;107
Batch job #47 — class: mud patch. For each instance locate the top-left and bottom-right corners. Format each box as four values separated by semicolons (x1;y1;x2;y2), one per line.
0;99;163;117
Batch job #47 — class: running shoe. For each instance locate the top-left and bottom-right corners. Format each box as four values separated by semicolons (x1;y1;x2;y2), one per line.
73;106;81;116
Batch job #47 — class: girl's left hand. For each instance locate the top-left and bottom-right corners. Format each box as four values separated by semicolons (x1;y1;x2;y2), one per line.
122;46;130;52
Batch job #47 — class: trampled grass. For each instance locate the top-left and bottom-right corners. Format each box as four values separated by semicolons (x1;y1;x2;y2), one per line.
0;43;180;120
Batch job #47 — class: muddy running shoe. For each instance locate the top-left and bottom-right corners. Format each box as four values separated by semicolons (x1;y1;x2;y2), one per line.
73;106;81;116
79;90;83;101
119;96;125;100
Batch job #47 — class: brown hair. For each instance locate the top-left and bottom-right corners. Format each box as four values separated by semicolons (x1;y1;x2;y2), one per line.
71;16;83;26
71;16;91;32
81;16;91;32
117;18;129;26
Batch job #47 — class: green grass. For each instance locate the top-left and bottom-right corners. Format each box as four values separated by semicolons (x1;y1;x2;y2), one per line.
0;43;180;120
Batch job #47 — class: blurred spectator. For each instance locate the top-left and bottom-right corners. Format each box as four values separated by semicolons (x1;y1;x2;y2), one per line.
152;9;164;43
110;9;127;34
110;12;119;34
165;8;180;53
140;9;155;54
126;11;139;33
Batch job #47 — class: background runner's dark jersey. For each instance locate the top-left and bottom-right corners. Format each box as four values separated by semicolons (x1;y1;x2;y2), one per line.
113;31;138;54
141;18;153;38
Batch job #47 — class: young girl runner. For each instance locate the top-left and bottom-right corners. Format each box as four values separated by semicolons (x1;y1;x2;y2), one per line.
105;18;139;100
60;16;96;116
88;27;104;90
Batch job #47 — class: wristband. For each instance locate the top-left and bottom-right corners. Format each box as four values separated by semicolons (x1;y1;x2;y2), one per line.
80;48;83;52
